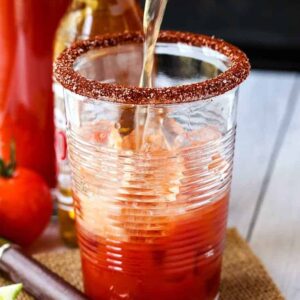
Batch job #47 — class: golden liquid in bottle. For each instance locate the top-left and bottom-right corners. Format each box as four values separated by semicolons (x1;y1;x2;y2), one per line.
54;0;142;247
54;0;142;58
57;187;76;247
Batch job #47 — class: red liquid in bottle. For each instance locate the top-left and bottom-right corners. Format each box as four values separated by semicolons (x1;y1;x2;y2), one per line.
0;0;70;187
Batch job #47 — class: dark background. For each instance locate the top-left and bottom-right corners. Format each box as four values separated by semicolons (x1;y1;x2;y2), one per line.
140;0;300;71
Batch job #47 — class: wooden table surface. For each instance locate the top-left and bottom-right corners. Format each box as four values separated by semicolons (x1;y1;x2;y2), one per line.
31;70;300;300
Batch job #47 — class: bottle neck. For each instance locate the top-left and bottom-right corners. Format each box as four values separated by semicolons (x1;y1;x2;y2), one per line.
70;0;141;17
71;0;139;9
71;0;105;9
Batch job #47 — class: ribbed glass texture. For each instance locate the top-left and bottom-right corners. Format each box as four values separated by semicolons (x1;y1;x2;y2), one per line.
64;42;238;300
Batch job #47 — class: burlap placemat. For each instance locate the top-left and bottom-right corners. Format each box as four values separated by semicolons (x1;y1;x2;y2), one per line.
0;228;284;300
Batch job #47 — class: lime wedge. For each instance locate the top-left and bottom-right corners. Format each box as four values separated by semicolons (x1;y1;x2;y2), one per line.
0;284;23;300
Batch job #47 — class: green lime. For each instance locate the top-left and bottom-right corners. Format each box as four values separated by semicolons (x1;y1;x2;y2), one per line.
0;284;23;300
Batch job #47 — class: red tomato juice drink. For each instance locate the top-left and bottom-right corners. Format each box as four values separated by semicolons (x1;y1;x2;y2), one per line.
76;193;229;300
54;31;250;299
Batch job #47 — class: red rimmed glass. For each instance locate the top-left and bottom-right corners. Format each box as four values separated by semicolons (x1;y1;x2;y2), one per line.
55;31;250;300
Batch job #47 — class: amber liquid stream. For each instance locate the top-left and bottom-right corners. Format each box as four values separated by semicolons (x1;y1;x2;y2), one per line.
135;0;169;149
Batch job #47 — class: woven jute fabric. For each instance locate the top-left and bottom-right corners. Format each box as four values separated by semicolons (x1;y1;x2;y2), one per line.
0;228;284;300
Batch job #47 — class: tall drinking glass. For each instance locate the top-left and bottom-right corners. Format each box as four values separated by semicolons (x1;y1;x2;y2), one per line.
54;31;250;300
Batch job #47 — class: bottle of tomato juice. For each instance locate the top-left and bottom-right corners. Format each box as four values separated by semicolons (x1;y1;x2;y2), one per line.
0;0;70;188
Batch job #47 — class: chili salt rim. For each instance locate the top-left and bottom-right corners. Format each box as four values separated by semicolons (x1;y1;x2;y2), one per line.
54;31;250;105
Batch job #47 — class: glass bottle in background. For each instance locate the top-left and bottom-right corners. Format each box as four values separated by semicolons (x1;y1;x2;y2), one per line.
53;0;142;247
0;0;70;188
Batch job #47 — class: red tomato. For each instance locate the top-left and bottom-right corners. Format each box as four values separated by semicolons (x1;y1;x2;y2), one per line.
0;168;53;247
